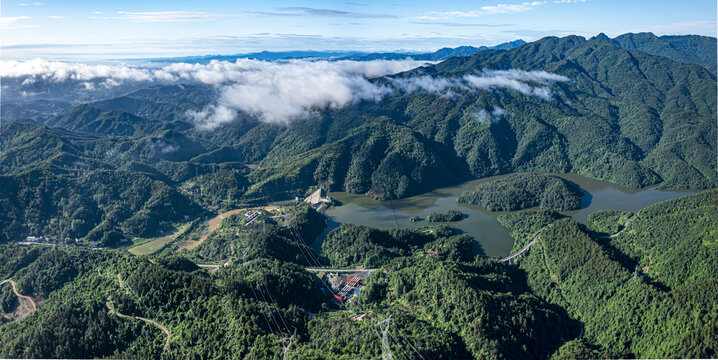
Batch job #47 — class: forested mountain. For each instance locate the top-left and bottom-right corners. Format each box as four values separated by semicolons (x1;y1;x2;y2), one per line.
499;190;717;358
340;40;528;61
458;173;583;211
611;32;717;74
251;34;716;197
0;191;714;358
1;33;715;244
0;31;716;358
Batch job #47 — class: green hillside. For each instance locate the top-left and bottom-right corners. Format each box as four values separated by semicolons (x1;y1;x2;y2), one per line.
249;34;717;196
612;32;717;74
458;173;583;211
498;190;718;358
1;34;715;245
0;191;714;358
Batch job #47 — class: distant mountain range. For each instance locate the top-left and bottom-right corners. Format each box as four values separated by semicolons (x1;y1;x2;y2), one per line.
2;32;715;246
142;40;528;63
138;32;718;75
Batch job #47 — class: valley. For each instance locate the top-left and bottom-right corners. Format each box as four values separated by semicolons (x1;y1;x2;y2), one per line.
0;26;715;359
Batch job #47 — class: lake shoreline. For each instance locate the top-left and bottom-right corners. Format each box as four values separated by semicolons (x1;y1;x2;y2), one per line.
313;172;694;257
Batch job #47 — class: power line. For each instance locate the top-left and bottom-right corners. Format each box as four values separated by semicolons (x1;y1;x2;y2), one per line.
242;248;282;335
259;274;293;334
259;186;428;360
390;330;427;360
249;279;280;334
279;334;295;360
376;316;393;360
240;241;293;336
258;187;339;300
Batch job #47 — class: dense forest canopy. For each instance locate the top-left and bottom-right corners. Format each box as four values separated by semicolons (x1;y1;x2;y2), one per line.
0;32;716;359
458;173;583;211
1;33;716;244
0;190;715;358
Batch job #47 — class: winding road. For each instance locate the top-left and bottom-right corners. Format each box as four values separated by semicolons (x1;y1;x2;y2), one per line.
0;279;38;320
501;213;637;263
106;275;170;351
501;233;541;262
597;214;635;239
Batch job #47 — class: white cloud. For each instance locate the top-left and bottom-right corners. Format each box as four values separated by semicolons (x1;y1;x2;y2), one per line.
472;106;507;124
1;58;426;128
1;58;569;130
46;15;65;19
183;59;423;128
115;11;261;22
642;20;717;37
418;1;546;20
392;69;569;101
18;2;42;6
113;8;394;23
0;58;155;81
555;0;587;3
0;16;29;27
92;11;104;14
481;1;546;15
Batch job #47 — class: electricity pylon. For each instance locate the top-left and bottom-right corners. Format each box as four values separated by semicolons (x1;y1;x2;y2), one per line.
376;317;393;360
279;335;295;360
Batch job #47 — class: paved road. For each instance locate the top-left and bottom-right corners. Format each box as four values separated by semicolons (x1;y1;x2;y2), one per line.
502;234;541;262
502;214;637;263
304;268;377;273
598;215;635;239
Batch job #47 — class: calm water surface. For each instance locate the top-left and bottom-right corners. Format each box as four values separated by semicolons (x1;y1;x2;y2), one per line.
311;173;693;257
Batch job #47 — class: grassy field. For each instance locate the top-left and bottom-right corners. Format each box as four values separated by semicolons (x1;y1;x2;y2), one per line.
128;222;192;256
128;235;175;256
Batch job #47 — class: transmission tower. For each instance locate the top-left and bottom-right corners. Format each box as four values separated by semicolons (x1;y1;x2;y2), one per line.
376;317;393;360
240;247;251;267
279;335;295;360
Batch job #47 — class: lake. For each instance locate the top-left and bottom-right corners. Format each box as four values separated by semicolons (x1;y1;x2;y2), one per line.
311;173;693;257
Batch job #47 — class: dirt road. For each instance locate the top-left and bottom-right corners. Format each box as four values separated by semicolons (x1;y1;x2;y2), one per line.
178;205;279;252
106;274;170;351
105;297;171;351
1;279;38;321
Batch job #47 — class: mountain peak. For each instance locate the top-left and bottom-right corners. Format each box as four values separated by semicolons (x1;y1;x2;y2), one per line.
592;32;611;41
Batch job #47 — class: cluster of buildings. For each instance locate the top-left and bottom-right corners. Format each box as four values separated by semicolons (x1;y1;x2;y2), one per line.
21;235;99;248
21;235;55;245
323;271;371;303
244;210;262;226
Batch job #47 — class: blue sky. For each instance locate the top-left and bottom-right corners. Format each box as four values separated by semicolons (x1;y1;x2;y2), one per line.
1;0;716;60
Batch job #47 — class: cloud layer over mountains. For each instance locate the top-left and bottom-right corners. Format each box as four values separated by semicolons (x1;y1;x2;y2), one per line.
391;69;569;101
2;58;570;129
